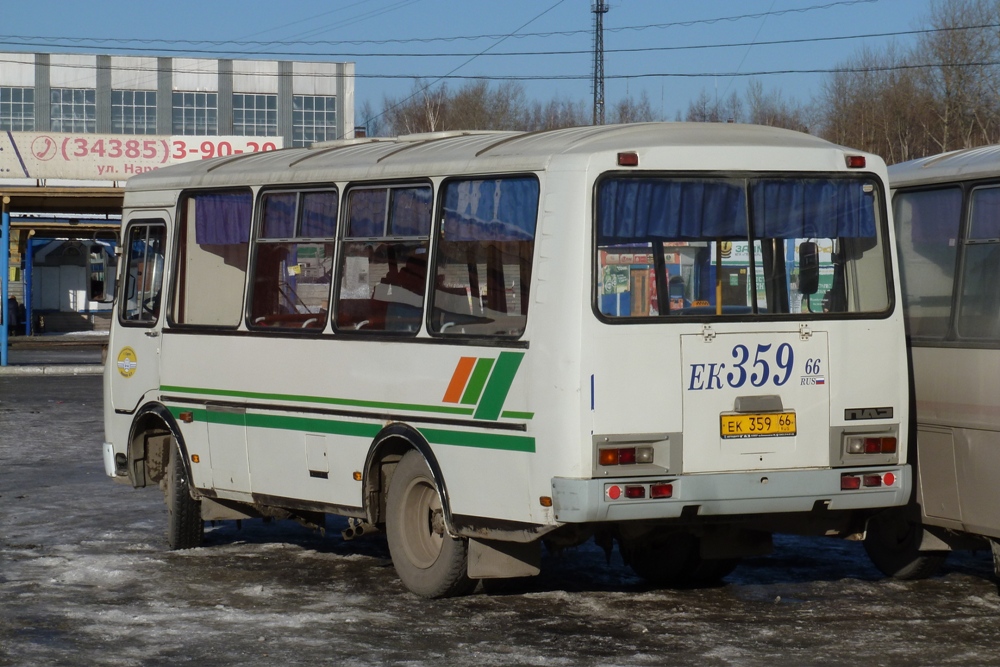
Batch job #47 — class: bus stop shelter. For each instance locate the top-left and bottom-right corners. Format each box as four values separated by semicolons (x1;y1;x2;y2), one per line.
1;185;123;366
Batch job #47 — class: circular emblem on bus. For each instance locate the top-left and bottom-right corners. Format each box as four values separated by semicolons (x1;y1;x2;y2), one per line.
117;347;138;378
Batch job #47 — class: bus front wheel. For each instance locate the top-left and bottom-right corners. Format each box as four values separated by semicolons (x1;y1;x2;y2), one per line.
863;507;946;580
385;450;476;598
163;441;203;550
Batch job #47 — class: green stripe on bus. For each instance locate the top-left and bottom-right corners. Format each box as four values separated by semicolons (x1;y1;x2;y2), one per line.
474;351;525;421
417;426;535;453
460;358;495;405
161;385;476;417
167;406;534;453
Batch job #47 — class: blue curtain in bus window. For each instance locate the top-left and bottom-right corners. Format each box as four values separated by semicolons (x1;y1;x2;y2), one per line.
194;192;252;245
260;192;297;238
390;187;432;236
969;187;1000;240
442;178;539;241
751;179;876;239
347;189;388;237
597;179;746;242
300;191;338;238
905;188;961;245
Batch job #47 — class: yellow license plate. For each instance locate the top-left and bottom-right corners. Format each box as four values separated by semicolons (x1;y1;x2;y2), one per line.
720;412;796;439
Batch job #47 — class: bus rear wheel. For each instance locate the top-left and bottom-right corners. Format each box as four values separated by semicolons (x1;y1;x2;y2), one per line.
386;450;476;598
164;441;203;550
863;507;946;580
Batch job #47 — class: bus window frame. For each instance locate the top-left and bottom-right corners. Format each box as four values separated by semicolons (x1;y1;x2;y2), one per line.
167;187;255;332
426;172;541;342
246;186;339;334
118;218;167;329
331;180;434;336
591;170;896;325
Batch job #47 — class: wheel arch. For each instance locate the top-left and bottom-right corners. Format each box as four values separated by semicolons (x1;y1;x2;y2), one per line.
126;402;191;490
362;423;455;532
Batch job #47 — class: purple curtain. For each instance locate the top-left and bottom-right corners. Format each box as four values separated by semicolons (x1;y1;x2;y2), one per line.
194;192;252;245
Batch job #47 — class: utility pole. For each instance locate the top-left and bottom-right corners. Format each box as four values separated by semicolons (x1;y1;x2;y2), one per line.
592;2;609;125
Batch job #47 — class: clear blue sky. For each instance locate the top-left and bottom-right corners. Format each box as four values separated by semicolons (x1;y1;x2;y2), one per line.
2;0;937;121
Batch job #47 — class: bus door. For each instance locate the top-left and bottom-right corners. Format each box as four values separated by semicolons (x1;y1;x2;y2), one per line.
110;217;167;414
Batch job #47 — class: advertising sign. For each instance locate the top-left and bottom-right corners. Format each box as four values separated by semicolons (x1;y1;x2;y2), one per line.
0;132;283;181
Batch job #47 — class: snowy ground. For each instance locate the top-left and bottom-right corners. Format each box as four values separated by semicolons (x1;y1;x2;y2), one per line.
3;375;1000;666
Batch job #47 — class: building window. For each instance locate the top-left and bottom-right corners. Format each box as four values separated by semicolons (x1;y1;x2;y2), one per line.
0;87;34;131
51;88;96;133
293;95;337;147
233;93;277;137
172;91;218;135
112;90;157;134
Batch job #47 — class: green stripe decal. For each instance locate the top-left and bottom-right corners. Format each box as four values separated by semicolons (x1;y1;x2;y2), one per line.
161;385;475;417
460;358;495;405
167;407;534;453
474;351;525;421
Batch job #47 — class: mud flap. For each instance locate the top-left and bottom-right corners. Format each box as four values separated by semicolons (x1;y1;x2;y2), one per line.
467;538;541;579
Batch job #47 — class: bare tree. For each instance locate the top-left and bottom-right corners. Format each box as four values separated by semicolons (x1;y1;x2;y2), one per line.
609;91;660;124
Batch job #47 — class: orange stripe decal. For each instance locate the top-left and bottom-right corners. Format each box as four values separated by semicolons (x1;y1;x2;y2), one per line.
443;357;477;403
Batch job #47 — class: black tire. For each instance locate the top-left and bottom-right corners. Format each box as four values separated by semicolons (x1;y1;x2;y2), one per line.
863;507;946;580
165;441;203;550
385;450;476;598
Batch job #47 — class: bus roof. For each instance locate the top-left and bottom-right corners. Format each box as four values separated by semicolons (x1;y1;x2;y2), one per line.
126;122;869;193
889;144;1000;188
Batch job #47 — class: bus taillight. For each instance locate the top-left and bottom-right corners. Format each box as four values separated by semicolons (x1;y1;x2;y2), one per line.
844;435;897;455
599;446;653;466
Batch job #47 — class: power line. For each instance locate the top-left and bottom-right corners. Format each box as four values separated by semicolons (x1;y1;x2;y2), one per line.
2;23;994;61
0;55;994;83
0;0;878;50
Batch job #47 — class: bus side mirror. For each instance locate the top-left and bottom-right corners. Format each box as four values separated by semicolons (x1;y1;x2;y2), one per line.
798;241;819;296
90;244;118;303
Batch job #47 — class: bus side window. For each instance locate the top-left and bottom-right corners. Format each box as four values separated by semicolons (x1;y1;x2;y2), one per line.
958;185;1000;340
249;190;337;330
430;177;539;337
171;190;252;327
893;187;962;339
335;185;431;333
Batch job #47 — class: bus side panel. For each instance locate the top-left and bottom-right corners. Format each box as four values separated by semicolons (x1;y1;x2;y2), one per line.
912;345;1000;539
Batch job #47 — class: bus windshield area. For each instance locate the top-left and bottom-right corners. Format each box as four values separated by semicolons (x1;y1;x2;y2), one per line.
596;176;890;318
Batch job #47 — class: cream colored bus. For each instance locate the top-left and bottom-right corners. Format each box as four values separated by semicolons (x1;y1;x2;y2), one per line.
103;123;910;597
865;145;1000;579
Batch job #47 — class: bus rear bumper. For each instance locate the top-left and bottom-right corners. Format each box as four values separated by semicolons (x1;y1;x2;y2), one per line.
550;465;911;523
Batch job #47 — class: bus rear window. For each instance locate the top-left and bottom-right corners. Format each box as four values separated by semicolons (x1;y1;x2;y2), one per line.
596;176;888;318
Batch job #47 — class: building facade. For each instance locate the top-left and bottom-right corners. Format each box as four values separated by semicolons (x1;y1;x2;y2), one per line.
0;52;355;147
0;51;355;336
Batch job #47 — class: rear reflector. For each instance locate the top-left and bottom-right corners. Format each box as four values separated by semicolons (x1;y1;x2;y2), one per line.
846;155;866;168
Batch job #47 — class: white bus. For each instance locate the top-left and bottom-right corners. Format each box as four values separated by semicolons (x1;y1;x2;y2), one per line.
865;145;1000;579
102;123;910;598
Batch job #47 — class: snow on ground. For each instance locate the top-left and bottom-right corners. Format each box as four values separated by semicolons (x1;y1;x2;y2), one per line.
3;375;1000;666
